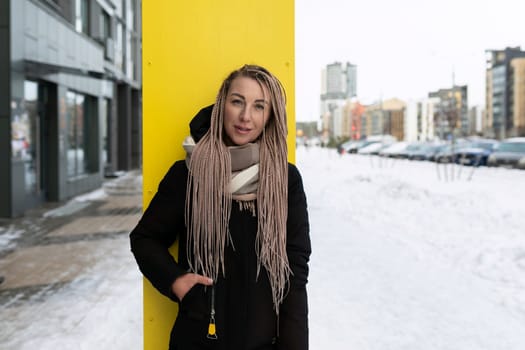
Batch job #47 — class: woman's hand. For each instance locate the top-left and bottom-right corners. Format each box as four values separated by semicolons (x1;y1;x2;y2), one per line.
171;273;213;301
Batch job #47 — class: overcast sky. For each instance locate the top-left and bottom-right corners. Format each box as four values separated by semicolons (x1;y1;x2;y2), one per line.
295;0;525;121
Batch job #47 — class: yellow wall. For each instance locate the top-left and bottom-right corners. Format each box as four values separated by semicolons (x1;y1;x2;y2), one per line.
142;1;295;348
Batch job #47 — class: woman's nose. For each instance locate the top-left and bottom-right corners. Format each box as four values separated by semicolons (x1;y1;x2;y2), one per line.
240;106;251;121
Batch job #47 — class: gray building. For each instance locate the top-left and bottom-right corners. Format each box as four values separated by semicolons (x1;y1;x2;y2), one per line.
320;61;357;140
0;0;142;217
485;47;525;139
429;85;468;139
321;61;357;100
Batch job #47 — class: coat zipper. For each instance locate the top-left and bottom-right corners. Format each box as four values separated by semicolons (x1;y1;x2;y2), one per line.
206;285;218;339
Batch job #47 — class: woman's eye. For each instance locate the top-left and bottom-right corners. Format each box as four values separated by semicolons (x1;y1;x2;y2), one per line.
255;104;265;110
231;99;243;105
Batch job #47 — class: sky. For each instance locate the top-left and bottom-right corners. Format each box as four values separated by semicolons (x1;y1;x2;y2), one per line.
3;147;525;349
295;0;525;121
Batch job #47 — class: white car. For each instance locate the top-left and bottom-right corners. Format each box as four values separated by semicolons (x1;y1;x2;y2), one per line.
378;141;409;158
358;142;385;155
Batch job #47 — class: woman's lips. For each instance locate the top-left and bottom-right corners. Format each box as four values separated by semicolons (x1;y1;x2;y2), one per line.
235;125;251;134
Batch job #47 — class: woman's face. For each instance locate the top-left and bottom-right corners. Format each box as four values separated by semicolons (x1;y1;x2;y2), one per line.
223;76;271;146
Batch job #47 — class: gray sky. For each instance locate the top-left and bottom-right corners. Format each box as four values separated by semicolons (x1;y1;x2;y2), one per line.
295;0;525;121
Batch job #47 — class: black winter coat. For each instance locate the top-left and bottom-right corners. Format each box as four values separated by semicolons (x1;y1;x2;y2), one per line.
129;160;311;350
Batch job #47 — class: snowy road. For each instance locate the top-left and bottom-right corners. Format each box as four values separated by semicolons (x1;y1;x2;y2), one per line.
301;147;525;350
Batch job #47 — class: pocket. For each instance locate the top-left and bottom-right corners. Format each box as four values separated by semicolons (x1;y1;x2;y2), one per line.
179;283;209;321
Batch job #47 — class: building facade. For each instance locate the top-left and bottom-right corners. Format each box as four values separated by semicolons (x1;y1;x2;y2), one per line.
429;85;468;139
510;57;525;137
485;47;525;139
0;0;142;217
320;61;358;141
342;100;364;140
321;61;357;100
361;98;406;141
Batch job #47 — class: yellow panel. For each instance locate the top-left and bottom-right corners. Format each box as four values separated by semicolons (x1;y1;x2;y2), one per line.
142;0;295;348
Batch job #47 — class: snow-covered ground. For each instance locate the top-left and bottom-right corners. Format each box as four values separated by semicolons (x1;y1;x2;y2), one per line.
302;147;525;350
2;146;525;349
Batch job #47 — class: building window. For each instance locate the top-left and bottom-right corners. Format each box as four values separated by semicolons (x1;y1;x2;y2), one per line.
100;98;111;170
126;0;134;30
126;30;133;79
101;10;111;39
66;91;97;178
131;36;138;81
115;22;124;70
101;9;114;60
11;81;40;194
75;0;89;34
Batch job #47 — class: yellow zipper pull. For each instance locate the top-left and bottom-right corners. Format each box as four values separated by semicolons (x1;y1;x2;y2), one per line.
207;316;217;339
206;285;218;340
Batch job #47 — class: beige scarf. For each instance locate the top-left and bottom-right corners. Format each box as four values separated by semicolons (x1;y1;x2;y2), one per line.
183;136;259;206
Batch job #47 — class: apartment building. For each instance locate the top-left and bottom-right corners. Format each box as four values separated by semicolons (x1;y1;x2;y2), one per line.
0;0;142;217
485;47;525;139
429;85;468;138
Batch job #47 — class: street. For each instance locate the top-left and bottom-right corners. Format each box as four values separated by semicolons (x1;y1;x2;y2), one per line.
0;172;144;349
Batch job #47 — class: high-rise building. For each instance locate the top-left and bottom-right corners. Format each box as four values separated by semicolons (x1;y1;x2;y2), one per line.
485;47;525;139
321;61;357;100
510;57;525;137
320;61;357;140
429;85;468;139
0;0;142;217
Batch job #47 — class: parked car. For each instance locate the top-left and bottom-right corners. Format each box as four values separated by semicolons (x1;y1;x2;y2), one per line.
454;139;499;166
344;140;380;154
433;139;470;163
378;141;409;158
305;137;321;147
487;137;525;169
397;142;429;159
337;140;355;154
358;142;389;155
406;142;446;161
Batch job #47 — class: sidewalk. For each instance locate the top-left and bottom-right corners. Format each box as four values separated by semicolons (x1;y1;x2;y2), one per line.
0;171;144;349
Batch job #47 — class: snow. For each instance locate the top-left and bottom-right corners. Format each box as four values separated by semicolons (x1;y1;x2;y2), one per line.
3;146;525;349
300;147;525;350
0;236;143;350
0;227;24;251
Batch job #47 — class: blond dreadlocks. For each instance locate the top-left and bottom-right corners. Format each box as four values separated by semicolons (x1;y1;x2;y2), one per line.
185;64;290;311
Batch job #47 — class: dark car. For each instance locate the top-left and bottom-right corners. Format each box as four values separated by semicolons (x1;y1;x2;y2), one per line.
454;139;499;166
433;139;470;163
487;138;525;169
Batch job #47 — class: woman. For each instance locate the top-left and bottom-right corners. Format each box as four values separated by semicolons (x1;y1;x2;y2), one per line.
130;64;311;349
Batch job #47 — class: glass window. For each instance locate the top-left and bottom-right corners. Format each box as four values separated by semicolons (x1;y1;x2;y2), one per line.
498;141;525;153
66;90;97;178
131;36;137;81
13;81;40;194
101;10;111;39
75;0;89;34
131;0;138;30
126;0;134;30
115;22;123;70
126;30;133;79
100;98;110;167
